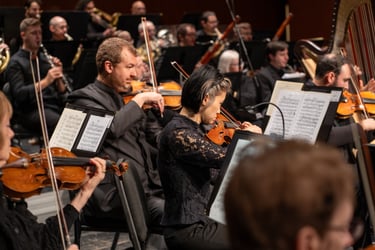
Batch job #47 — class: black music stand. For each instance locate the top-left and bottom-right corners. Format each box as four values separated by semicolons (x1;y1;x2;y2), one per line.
42;40;81;70
157;45;206;83
116;13;163;46
41;11;89;41
229;40;268;70
0;7;24;55
301;85;342;142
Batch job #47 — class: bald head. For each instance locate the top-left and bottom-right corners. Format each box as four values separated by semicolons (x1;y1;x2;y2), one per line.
49;16;69;41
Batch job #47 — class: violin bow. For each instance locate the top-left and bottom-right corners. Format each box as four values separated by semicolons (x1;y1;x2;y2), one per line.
30;52;71;249
141;17;158;93
141;17;165;116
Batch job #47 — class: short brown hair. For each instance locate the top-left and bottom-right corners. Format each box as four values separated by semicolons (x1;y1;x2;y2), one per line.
95;37;137;75
19;17;41;32
225;139;356;250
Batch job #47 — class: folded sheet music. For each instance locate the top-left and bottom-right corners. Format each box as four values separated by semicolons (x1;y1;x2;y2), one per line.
49;104;114;156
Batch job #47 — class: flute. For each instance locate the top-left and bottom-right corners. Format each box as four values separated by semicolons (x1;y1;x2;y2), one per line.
40;44;72;93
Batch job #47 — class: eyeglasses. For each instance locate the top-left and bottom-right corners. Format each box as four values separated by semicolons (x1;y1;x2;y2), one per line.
328;218;364;241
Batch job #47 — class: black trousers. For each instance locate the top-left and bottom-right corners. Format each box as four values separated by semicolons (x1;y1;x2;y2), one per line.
164;219;230;250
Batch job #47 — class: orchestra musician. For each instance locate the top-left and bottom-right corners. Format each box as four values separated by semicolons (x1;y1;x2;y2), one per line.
306;53;375;149
254;40;290;111
49;16;73;41
4;18;68;136
217;49;261;125
176;23;197;47
196;11;219;45
305;53;375;248
24;0;42;19
67;38;171;244
225;138;358;250
130;0;146;15
0;90;106;250
158;64;261;250
75;0;115;44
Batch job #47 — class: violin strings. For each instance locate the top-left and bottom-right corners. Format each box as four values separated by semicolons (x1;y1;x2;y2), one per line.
30;53;71;249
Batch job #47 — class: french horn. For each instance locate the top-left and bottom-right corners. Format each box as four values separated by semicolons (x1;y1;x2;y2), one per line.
0;38;10;74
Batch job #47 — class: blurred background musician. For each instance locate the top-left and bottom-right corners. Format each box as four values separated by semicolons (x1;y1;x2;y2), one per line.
4;18;67;136
130;0;146;15
254;41;289;110
196;10;219;45
48;16;72;41
217;49;261;125
75;0;115;46
176;23;197;47
24;0;42;19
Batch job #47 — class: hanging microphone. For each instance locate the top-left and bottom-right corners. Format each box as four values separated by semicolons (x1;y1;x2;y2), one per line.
244;102;285;140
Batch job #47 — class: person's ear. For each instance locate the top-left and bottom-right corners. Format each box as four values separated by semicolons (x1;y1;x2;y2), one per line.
296;226;320;250
20;31;26;40
326;72;336;85
104;60;113;74
202;94;209;106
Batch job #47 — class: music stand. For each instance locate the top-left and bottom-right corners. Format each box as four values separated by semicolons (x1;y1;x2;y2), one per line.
302;85;342;142
229;40;268;70
42;40;81;70
157;45;206;83
180;12;202;30
116;13;163;46
41;11;89;41
0;7;24;45
208;130;266;224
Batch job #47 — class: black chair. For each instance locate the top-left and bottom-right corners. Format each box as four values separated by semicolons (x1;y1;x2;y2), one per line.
72;162;165;250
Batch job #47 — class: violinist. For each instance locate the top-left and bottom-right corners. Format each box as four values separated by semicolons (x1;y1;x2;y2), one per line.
67;38;170;247
307;53;375;149
306;53;375;248
158;64;261;250
0;90;106;250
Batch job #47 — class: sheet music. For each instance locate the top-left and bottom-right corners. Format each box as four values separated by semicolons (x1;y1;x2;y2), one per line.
209;138;256;224
264;89;331;143
76;114;113;152
49;108;87;150
266;80;304;116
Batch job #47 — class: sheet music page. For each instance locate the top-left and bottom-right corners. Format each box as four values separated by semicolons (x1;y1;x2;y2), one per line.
266;80;304;116
264;89;331;143
49;108;87;150
209;138;257;224
76;114;113;152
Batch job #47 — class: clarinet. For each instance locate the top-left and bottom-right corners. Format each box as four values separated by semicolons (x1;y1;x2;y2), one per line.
40;44;72;93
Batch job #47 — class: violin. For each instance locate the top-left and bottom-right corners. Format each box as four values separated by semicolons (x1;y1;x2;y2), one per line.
337;89;375;118
0;147;128;198
122;80;182;110
206;113;237;145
